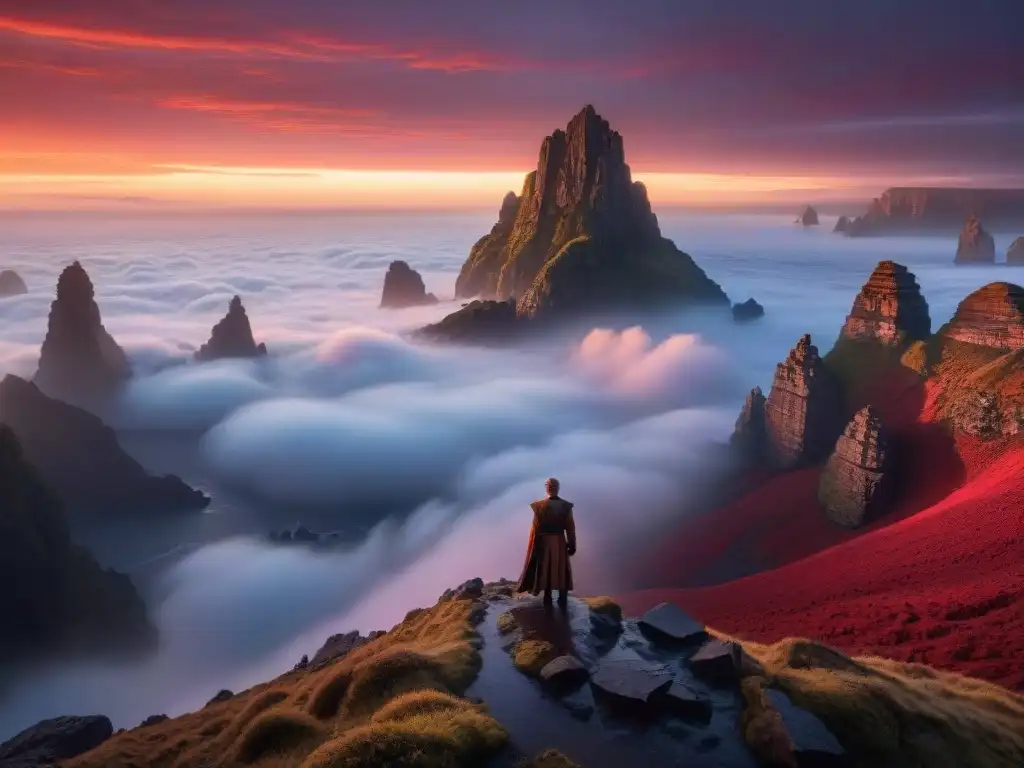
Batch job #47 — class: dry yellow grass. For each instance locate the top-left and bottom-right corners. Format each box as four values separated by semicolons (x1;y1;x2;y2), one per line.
735;635;1024;768
739;676;797;768
230;708;326;764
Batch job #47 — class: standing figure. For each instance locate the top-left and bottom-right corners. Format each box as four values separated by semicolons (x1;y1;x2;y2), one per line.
517;477;576;609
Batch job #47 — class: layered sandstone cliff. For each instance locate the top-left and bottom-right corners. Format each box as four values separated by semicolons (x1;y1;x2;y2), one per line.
380;261;439;309
955;215;996;264
837;261;931;346
195;296;267;362
939;282;1024;349
818;406;894;528
840;187;1024;236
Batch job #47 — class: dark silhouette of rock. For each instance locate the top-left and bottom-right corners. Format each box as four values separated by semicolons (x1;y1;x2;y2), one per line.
417;298;520;344
819;406;894;528
379;261;439;308
941;282;1024;350
137;715;168;729
0;375;209;515
0;269;26;297
764;689;848;766
833;215;852;234
841;187;1024;237
0;425;155;663
730;386;768;465
34;261;130;406
205;690;234;707
732;298;764;323
194;295;267;361
955;215;996;264
764;335;844;469
310;629;385;669
638;602;708;644
838;261;930;345
797;206;819;226
429;106;728;339
654;682;713;722
0;715;113;768
539;655;589;687
1007;237;1024;265
440;577;485;602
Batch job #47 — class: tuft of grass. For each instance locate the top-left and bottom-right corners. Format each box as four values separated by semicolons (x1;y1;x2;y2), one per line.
496;610;519;635
338;650;451;722
307;668;352;720
370;689;469;724
739;676;797;768
512;639;557;677
518;748;582;768
582;596;623;623
231;707;326;764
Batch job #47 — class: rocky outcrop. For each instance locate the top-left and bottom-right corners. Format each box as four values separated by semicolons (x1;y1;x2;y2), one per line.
840;187;1024;236
764;335;844;469
818;406;894;528
955;215;996;264
0;269;26;297
940;282;1024;350
194;296;267;362
730;386;768;465
0;716;113;768
833;215;852;234
429;106;728;339
797;206;819;226
1007;237;1024;265
0;375;209;515
0;425;155;662
837;261;930;345
731;298;764;323
949;390;1019;440
34;262;130;405
417;298;520;344
379;261;439;308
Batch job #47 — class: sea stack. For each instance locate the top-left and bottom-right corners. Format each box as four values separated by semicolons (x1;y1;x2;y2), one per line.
0;269;27;297
423;105;728;338
797;206;819;226
954;215;996;264
1006;237;1024;265
837;261;930;346
731;298;765;323
833;216;852;234
764;334;844;469
195;296;267;362
379;261;439;308
818;406;894;528
34;261;130;406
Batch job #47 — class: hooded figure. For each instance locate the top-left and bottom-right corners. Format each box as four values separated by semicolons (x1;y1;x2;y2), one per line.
517;477;576;607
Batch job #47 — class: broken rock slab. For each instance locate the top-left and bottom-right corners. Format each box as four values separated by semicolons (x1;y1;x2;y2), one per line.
638;602;709;645
539;655;589;688
590;657;674;708
766;689;850;767
652;681;713;723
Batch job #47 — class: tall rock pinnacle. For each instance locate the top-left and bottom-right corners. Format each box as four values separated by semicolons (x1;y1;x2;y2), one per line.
34;261;130;405
380;261;439;308
195;296;267;362
819;405;894;528
838;261;931;346
955;214;996;264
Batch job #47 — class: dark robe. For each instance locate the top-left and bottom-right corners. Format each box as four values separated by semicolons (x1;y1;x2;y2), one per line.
517;496;576;595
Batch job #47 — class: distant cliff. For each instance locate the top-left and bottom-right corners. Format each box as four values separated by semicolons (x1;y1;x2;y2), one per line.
840;188;1024;236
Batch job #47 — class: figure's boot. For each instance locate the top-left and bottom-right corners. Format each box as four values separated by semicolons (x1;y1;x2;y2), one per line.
557;591;568;610
543;589;553;609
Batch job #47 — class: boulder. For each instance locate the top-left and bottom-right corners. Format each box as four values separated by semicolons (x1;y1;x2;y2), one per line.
589;657;674;707
0;269;27;297
730;386;768;465
765;689;849;766
311;629;385;669
940;282;1024;350
797;206;819;226
833;216;852;234
380;261;439;308
0;425;155;662
732;298;765;323
950;390;1008;440
137;714;168;729
638;602;708;645
687;639;754;685
0;716;113;768
1007;237;1024;265
440;577;485;602
819;406;894;528
837;261;930;346
194;295;267;361
955;214;996;264
764;335;844;469
0;375;209;515
34;261;130;406
539;655;589;687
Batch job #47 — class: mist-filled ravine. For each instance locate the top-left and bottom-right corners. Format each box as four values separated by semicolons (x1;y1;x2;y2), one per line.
0;207;1015;739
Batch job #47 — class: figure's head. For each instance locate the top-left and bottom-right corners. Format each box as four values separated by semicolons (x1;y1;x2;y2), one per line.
545;477;560;497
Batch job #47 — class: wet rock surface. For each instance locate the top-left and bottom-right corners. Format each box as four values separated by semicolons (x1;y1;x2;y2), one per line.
819;406;894;528
0;715;112;768
941;282;1024;350
732;298;764;323
764;335;844;469
638;602;709;645
0;269;26;297
689;640;746;686
194;295;267;361
955;214;996;264
379;260;439;308
765;689;849;766
838;260;930;345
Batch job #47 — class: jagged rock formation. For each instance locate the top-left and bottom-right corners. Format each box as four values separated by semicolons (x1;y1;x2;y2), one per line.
0;269;27;297
730;387;768;464
194;296;267;361
34;262;130;405
417;298;520;344
0;425;155;662
818;406;894;528
0;375;209;515
1007;237;1024;265
955;215;996;264
940;282;1024;350
379;261;439;308
429;106;728;338
838;261;931;345
833;215;852;234
797;206;819;226
731;298;764;323
764;335;844;469
839;187;1024;236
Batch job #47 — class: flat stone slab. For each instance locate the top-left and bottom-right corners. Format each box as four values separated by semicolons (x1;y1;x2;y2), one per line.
766;689;849;766
638;602;708;644
688;639;742;685
590;657;674;707
654;681;713;723
540;655;589;687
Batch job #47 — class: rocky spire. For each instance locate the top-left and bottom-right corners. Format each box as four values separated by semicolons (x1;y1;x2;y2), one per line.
796;206;819;226
0;269;27;297
1007;237;1024;266
34;261;130;405
764;334;844;469
379;261;439;309
195;295;267;362
730;386;768;464
941;282;1024;350
833;215;852;234
838;261;930;345
818;406;894;528
955;214;995;264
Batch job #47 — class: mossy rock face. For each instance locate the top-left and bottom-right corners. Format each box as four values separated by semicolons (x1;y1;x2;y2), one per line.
513;639;558;678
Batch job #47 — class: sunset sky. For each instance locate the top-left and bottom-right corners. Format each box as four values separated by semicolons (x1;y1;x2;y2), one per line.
1;0;1022;209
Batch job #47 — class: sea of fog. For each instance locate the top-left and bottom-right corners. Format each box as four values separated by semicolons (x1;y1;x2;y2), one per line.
0;208;1016;737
